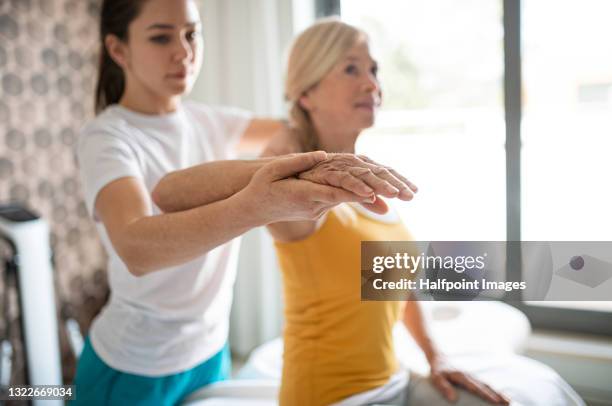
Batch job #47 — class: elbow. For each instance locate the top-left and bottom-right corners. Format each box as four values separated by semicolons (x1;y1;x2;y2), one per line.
127;262;148;277
151;181;167;213
151;174;182;213
124;258;165;278
116;242;157;277
111;221;163;277
121;252;150;277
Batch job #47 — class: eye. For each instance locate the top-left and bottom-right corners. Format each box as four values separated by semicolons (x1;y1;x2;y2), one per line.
345;64;358;75
186;30;198;42
371;65;378;77
150;35;170;44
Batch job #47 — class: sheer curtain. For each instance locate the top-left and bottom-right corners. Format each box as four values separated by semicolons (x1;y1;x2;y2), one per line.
189;0;315;357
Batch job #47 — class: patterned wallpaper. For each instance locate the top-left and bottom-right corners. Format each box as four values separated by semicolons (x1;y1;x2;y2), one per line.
0;0;109;386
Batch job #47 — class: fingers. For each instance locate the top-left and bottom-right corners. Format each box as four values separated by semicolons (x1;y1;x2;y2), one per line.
359;195;389;215
447;373;508;405
357;155;418;199
384;166;418;196
431;374;458;403
348;167;401;198
291;153;418;204
371;166;413;198
364;164;416;200
304;170;374;197
298;154;417;202
305;183;375;205
264;151;327;181
483;383;511;405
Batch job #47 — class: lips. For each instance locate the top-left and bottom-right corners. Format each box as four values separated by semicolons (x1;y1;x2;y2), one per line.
167;71;188;79
355;101;375;111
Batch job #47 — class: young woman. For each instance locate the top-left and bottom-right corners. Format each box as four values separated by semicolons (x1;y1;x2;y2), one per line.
260;19;585;406
72;1;416;405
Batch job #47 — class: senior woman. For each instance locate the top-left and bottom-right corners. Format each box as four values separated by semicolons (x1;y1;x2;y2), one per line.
261;18;585;406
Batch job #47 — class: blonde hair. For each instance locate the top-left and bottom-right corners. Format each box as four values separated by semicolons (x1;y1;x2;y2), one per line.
285;18;366;151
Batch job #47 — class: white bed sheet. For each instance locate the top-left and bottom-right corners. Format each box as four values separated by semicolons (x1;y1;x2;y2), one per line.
183;302;584;405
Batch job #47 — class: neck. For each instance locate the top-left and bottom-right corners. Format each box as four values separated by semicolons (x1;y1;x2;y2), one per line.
312;121;359;153
119;79;180;115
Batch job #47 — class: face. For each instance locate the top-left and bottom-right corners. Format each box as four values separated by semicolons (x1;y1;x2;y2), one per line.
107;0;203;102
300;39;381;145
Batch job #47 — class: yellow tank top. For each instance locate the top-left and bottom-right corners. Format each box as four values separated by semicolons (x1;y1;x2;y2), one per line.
274;203;414;406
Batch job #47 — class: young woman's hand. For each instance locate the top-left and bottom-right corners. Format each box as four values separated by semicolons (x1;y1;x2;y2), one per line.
237;152;376;225
297;153;418;213
429;356;511;405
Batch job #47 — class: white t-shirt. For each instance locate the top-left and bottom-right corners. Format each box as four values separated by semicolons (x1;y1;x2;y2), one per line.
76;101;252;376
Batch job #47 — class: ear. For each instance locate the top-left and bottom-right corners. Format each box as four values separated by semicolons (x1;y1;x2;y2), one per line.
298;91;315;112
104;34;129;69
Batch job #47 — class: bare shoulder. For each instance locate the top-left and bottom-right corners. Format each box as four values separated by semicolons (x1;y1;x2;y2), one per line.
261;126;305;158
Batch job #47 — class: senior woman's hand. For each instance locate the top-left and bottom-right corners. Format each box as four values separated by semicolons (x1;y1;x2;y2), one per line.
429;357;511;405
298;153;418;213
237;152;377;225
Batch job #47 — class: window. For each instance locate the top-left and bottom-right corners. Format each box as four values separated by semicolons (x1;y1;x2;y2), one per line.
324;0;612;335
521;0;612;316
341;0;506;241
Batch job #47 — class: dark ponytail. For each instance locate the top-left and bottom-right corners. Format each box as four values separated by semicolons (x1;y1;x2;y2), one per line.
95;0;146;114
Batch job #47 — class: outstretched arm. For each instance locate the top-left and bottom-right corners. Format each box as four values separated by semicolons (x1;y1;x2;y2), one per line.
152;158;274;213
152;117;287;212
152;153;416;215
99;152;367;277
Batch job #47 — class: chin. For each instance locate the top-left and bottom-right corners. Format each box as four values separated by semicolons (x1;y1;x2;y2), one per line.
165;82;189;97
358;116;375;130
352;111;375;128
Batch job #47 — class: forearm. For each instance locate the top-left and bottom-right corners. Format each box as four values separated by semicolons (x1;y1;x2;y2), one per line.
152;158;274;212
402;299;442;364
119;192;261;276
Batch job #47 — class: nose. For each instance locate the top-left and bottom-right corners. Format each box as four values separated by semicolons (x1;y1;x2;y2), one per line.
174;34;193;63
362;72;380;94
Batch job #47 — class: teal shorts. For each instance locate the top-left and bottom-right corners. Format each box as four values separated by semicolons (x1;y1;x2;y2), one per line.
71;336;231;406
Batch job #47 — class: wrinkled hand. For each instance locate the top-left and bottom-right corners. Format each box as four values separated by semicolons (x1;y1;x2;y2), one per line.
298;153;418;214
429;357;510;405
240;152;376;224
